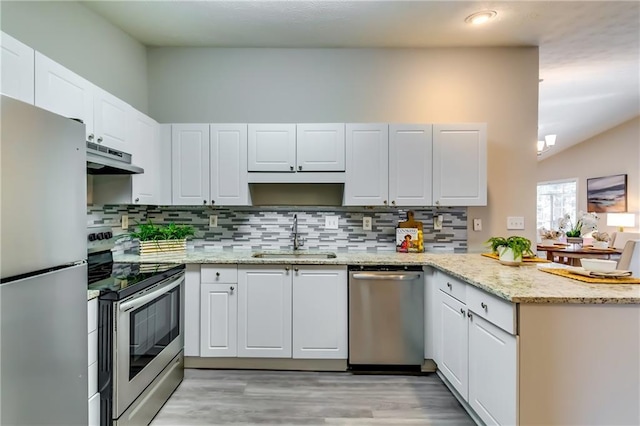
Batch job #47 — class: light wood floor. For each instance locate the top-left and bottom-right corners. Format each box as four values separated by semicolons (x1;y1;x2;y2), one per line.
151;369;474;425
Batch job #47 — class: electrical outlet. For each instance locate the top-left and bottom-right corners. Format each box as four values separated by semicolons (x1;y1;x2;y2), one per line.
121;215;128;230
209;215;218;228
325;215;339;230
363;216;372;231
434;215;443;231
507;216;525;230
473;218;482;231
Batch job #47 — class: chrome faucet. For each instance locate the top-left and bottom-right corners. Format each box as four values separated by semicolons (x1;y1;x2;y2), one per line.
292;214;305;250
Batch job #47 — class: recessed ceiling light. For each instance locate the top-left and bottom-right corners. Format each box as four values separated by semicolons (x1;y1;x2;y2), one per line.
465;10;497;25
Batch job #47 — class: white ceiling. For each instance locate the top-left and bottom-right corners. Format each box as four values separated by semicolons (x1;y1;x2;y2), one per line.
83;0;640;159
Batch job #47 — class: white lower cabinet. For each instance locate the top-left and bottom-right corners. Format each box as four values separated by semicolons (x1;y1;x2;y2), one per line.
468;313;517;426
200;283;238;357
292;266;347;359
87;298;99;425
438;290;469;399
237;266;292;358
184;265;202;357
436;271;517;425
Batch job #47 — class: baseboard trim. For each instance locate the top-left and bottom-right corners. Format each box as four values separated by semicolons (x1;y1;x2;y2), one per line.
421;359;437;373
185;357;348;371
436;371;484;426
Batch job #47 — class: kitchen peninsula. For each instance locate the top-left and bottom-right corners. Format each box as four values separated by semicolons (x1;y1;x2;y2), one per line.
115;251;639;426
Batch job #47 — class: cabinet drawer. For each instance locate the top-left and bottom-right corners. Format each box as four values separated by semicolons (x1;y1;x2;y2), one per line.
202;265;238;283
88;361;97;397
87;298;97;333
467;285;516;335
437;272;467;303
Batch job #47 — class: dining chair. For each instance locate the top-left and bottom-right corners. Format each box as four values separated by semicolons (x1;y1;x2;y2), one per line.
617;239;640;276
611;232;640;250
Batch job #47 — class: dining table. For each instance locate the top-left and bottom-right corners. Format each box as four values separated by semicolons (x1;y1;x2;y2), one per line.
536;243;623;266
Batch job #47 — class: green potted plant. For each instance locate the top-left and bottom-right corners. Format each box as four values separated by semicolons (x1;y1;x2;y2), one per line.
130;220;195;256
486;236;534;264
559;212;599;243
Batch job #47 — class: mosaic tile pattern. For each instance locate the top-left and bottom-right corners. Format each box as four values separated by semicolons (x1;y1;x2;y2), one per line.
87;205;467;253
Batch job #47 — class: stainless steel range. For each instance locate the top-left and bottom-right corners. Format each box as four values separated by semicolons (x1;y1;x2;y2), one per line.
88;246;185;426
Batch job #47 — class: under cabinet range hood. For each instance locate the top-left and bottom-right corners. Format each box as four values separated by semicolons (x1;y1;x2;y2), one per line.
86;142;143;175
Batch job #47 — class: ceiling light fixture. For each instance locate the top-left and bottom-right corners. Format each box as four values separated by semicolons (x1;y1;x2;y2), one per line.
537;134;557;156
465;10;497;25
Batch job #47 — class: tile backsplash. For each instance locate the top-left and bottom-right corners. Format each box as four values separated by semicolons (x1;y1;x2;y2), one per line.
87;205;467;253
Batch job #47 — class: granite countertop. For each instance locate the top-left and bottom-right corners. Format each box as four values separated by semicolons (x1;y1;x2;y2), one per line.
113;250;640;304
88;289;100;301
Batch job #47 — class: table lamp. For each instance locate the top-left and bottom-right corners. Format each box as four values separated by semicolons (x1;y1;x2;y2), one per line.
606;213;635;232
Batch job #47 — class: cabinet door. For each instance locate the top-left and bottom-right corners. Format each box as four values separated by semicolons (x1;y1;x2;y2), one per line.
201;283;238;357
433;123;487;206
389;124;432;206
237;266;292;358
344;123;389;206
469;314;517;426
93;86;130;152
248;124;296;172
1;32;34;104
296;123;345;172
293;266;347;359
35;52;93;140
88;392;100;426
130;111;159;205
171;124;210;205
210;124;249;206
183;265;201;357
439;290;468;399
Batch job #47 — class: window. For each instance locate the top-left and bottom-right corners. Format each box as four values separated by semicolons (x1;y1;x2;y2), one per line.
537;179;577;230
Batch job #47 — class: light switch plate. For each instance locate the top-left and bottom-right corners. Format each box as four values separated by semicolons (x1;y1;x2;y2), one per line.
473;218;482;231
325;215;339;229
209;215;218;228
121;215;128;230
507;216;525;230
363;216;372;231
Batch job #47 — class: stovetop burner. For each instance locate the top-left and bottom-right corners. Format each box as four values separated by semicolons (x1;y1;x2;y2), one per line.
87;249;184;301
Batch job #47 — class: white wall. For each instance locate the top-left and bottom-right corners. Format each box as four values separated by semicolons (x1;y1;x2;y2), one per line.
537;116;640;234
148;47;540;251
0;1;148;113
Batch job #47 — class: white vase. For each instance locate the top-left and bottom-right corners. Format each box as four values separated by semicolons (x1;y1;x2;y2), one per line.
592;241;609;249
541;238;557;246
498;246;522;263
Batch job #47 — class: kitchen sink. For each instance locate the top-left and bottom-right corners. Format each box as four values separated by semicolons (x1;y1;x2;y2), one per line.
252;252;337;259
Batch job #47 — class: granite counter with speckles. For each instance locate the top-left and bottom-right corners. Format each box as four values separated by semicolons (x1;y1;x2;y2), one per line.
113;251;640;304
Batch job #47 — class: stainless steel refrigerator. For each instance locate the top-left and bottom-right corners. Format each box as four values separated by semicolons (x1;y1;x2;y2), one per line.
1;95;88;425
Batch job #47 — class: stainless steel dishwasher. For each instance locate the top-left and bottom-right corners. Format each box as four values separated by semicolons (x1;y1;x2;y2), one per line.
348;266;424;366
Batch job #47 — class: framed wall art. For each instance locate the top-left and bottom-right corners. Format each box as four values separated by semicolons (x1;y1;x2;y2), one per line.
586;174;627;213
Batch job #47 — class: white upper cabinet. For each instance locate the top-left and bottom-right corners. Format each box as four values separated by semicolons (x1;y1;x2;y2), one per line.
296;124;345;172
248;124;296;172
1;32;34;104
292;266;348;359
172;124;210;205
93;86;130;152
344;123;389;206
433;123;487;206
389;124;433;207
35;52;93;140
210;124;249;206
130;110;159;205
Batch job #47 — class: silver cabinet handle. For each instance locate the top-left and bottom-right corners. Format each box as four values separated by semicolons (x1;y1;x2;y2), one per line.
97;136;103;143
88;133;94;141
294;267;299;272
216;272;220;277
467;311;473;319
211;200;215;205
392;200;396;206
447;282;452;289
383;200;388;205
460;308;465;315
229;286;234;294
285;267;290;271
481;302;487;310
135;198;139;203
203;200;207;204
290;165;294;171
298;166;302;171
436;200;440;206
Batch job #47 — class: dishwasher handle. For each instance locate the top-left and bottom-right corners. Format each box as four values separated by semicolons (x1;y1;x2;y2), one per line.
352;273;421;281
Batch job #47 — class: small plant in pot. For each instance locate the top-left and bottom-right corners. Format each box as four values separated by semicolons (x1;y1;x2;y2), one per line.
130;220;195;255
591;232;610;249
486;236;535;264
539;229;562;246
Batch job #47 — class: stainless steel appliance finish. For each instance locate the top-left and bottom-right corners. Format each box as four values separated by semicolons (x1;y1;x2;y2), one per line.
86;141;144;175
0;95;88;425
349;267;424;366
113;273;185;418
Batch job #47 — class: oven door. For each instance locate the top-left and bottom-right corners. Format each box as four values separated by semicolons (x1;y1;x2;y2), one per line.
113;272;184;417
